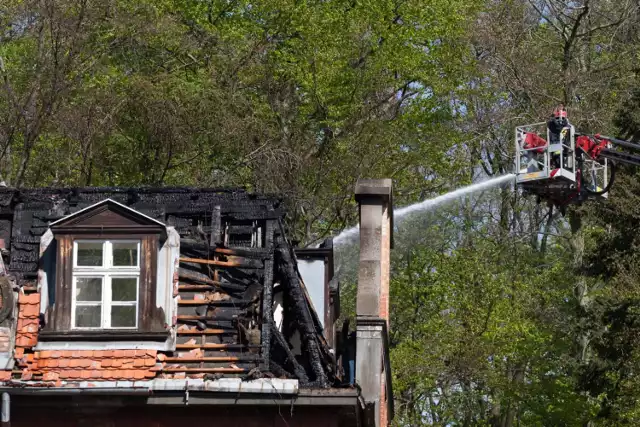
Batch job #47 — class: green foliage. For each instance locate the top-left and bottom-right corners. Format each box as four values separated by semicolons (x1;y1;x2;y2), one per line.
5;0;640;425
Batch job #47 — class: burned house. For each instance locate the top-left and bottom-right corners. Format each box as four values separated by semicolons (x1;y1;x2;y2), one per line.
0;183;393;427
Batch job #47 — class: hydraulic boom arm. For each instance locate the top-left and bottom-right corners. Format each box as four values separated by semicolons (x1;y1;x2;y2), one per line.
576;134;640;167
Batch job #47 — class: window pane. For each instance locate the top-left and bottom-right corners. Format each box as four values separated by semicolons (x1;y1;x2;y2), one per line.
112;242;138;267
76;242;103;266
75;306;101;327
75;277;102;301
111;306;136;328
112;278;137;302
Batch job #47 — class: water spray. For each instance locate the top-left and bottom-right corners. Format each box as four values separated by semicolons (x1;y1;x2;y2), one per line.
334;173;515;245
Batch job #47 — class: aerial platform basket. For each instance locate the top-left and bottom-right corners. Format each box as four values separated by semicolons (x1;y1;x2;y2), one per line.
514;121;610;205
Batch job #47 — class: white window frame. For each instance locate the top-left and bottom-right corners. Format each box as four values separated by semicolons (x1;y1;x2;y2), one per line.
71;240;141;330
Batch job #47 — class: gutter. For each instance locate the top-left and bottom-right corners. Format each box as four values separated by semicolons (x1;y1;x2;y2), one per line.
0;384;360;408
0;378;360;406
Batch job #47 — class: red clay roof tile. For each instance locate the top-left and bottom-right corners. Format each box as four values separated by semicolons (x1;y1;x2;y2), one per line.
22;304;39;317
43;372;59;381
124;350;135;358
101;359;112;368
18;293;40;304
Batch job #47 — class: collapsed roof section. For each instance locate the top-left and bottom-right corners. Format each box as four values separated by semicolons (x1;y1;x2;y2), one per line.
0;187;340;388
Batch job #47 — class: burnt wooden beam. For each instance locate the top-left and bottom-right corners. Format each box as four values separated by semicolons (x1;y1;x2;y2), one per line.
178;268;247;292
276;244;329;388
176;328;233;335
161;367;247;373
269;360;295;379
175;343;258;350
210;205;221;246
178;299;253;306
270;323;309;383
177;314;242;321
180;239;270;259
260;219;275;373
180;257;262;269
163;356;260;363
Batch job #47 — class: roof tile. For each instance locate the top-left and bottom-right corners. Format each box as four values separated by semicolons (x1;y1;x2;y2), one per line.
124;350;135;358
134;359;144;368
18;293;40;304
43;372;59;381
22;304;39;317
102;359;112;368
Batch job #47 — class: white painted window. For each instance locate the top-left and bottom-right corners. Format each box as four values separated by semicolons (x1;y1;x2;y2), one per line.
72;240;140;329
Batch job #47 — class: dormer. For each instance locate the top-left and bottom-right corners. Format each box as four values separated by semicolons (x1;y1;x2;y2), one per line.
38;199;178;345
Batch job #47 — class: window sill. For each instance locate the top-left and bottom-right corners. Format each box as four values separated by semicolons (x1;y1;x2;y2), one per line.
39;330;169;342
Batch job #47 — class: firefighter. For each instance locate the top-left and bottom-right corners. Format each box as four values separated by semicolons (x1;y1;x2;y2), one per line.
547;105;570;169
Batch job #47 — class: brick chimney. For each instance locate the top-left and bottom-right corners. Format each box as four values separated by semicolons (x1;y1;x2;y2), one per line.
354;179;393;427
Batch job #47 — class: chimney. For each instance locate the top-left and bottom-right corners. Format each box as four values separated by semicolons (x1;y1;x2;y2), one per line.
354;179;393;427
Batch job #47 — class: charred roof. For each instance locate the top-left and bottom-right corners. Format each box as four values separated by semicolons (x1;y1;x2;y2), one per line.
0;187;342;389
